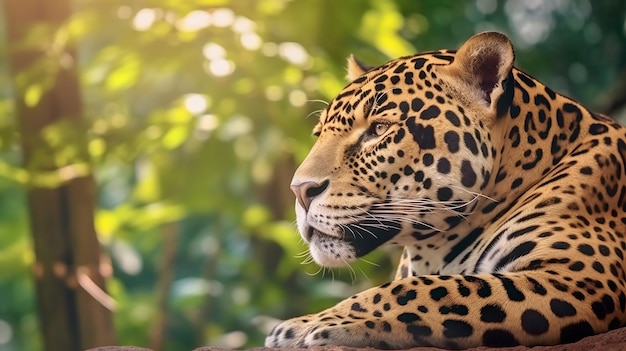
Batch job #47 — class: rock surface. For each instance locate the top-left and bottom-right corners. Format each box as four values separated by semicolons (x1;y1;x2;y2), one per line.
86;327;626;351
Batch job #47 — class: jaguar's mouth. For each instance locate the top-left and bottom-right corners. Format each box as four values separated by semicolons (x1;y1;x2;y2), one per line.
303;226;337;244
303;220;402;259
303;225;317;242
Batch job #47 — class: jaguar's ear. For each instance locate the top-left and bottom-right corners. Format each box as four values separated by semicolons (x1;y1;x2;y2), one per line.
347;54;373;81
445;31;514;107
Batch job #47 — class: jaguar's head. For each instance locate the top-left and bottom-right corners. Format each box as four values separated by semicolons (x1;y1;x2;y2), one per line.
291;32;515;267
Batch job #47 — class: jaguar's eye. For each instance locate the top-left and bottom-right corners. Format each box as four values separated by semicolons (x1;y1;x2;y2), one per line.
312;123;322;137
367;122;390;137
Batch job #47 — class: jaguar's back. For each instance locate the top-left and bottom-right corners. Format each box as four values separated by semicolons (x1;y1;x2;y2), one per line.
266;32;626;349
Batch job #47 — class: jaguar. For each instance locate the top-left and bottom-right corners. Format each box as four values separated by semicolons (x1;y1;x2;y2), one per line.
265;31;626;349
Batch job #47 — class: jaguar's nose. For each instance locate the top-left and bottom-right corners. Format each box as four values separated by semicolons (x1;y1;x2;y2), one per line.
290;180;329;211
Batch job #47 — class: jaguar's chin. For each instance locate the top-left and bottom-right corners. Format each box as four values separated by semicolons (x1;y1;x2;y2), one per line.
308;230;357;267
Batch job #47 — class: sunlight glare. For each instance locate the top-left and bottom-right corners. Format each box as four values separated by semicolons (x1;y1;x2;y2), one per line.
212;8;235;28
111;241;142;275
196;114;219;132
232;16;255;33
177;10;212;31
278;42;309;66
132;8;158;31
194;114;219;140
183;94;208;115
202;42;226;60
206;59;235;77
241;32;262;50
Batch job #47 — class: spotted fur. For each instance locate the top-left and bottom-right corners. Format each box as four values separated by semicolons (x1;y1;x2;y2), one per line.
265;32;626;349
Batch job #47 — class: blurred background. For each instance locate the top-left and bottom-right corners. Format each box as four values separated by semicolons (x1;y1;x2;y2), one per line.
0;0;625;350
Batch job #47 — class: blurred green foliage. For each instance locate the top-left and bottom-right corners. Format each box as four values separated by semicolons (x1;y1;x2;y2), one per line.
0;0;625;350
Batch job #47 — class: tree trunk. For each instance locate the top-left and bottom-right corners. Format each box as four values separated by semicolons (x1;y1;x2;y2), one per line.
2;1;116;350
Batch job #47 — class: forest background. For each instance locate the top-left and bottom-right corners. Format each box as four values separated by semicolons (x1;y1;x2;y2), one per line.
1;1;626;350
